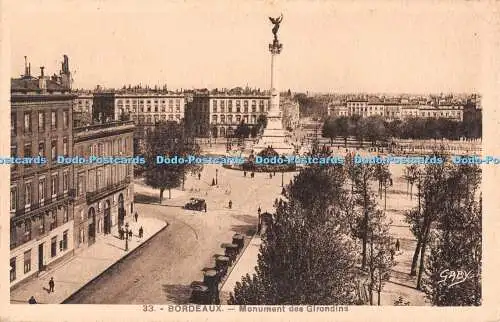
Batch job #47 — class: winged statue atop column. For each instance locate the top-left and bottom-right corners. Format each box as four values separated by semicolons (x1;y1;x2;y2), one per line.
269;14;283;41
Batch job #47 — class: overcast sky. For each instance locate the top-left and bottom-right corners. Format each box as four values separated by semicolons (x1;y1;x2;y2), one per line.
5;0;492;93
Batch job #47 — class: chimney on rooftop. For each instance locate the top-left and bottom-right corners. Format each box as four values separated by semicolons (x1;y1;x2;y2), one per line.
24;56;29;77
39;66;47;92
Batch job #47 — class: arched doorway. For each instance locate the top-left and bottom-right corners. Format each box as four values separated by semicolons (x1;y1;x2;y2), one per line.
88;207;96;246
118;194;125;226
104;200;111;234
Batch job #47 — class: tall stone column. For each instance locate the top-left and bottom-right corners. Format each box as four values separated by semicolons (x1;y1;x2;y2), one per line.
267;39;283;129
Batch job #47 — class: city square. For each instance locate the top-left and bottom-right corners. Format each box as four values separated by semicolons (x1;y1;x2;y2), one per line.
4;1;487;316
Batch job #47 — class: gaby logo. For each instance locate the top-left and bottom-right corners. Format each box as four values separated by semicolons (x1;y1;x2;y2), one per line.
437;269;474;288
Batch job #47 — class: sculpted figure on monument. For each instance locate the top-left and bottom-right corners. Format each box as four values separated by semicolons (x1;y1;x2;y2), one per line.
269;14;283;41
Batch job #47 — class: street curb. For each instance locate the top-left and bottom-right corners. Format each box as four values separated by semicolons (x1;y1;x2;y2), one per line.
60;220;169;304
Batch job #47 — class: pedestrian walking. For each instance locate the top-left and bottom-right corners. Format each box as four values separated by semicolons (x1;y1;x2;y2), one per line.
251;172;254;178
390;248;395;261
269;173;272;179
48;277;55;293
198;173;201;180
204;203;207;212
28;296;37;304
139;226;143;238
228;200;232;209
129;230;133;238
395;239;400;251
134;212;138;222
257;206;261;215
244;171;246;177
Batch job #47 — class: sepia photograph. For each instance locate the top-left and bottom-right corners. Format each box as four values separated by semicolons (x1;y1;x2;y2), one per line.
1;0;499;321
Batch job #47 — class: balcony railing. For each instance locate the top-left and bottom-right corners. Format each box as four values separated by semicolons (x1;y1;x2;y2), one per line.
86;177;131;204
14;193;68;219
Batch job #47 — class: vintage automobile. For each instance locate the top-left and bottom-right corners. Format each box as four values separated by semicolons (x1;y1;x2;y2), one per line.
183;198;207;211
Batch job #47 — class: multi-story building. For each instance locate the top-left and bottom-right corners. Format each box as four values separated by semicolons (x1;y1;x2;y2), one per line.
10;56;75;287
73;92;93;127
115;93;186;125
186;88;271;138
416;104;464;121
346;100;368;117
72;121;135;252
400;105;420;119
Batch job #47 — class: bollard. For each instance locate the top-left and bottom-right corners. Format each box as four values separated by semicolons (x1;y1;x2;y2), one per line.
232;234;245;251
215;255;230;277
221;243;238;264
203;269;219;304
190;281;210;304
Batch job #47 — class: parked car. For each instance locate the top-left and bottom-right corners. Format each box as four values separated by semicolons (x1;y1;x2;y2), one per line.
184;198;206;211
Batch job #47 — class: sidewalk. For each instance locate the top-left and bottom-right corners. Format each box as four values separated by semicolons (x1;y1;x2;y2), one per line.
10;216;168;304
219;234;262;304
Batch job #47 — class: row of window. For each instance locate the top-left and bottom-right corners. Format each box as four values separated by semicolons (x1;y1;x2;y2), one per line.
122;106;182;113
11;110;69;135
77;164;130;197
211;114;258;124
10;172;69;212
132;114;181;124
75;137;130;157
10;230;68;282
212;99;266;108
213;105;265;113
116;98;182;106
11;138;69;164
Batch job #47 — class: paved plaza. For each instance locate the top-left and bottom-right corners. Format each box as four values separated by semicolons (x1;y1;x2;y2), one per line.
10;216;167;304
57;163;294;304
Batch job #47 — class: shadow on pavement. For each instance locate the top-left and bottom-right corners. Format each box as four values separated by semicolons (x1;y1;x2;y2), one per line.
162;284;192;304
134;194;160;204
230;224;257;236
230;214;258;225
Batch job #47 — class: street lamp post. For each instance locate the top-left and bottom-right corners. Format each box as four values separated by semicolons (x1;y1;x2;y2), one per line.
125;222;129;251
215;168;218;185
281;170;284;187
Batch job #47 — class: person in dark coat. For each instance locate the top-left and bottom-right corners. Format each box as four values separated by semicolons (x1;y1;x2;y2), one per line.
128;230;133;238
134;212;138;222
198;173;201;180
28;296;37;304
228;200;232;209
395;239;400;251
48;277;55;293
139;226;143;238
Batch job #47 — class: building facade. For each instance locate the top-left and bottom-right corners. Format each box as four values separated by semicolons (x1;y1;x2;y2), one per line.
10;56;75;288
73;92;93;127
115;93;186;125
72;121;135;252
186;89;271;138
